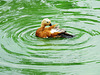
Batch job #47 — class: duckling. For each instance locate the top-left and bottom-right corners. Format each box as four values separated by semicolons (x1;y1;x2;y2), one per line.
35;18;75;38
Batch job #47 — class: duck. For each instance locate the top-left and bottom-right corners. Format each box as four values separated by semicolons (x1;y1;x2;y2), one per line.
35;18;75;38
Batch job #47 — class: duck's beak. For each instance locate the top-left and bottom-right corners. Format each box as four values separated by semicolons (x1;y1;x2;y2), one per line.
49;23;52;26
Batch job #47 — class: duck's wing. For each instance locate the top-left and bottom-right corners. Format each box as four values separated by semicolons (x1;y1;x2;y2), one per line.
50;26;66;33
58;32;75;38
50;26;75;38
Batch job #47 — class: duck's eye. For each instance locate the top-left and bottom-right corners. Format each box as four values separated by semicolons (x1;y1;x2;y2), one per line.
47;21;49;23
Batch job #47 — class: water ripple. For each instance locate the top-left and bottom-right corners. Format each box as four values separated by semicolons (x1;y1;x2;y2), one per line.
0;0;100;74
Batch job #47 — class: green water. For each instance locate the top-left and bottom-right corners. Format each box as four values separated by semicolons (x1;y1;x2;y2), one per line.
0;0;100;75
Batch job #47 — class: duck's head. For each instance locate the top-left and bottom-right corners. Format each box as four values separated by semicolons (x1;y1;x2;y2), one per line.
41;18;52;27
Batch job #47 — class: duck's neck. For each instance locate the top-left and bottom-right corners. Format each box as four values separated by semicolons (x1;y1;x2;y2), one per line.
41;24;45;31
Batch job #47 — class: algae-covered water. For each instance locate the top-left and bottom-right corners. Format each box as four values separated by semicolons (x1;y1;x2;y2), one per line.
0;0;100;75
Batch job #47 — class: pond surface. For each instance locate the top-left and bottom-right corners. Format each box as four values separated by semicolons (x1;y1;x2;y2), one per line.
0;0;100;75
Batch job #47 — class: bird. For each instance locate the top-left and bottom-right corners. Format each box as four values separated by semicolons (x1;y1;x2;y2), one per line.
35;18;75;38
